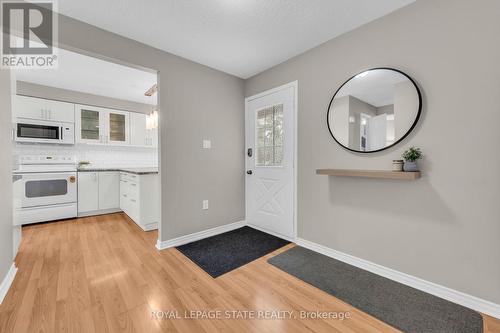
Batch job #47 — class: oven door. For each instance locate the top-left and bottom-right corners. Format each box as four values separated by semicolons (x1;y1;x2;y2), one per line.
15;119;62;144
17;172;77;208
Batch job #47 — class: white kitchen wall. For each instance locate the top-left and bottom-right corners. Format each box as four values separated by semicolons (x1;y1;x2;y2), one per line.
13;143;158;168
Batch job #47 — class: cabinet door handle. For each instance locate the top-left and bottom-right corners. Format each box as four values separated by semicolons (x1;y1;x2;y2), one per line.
130;199;136;203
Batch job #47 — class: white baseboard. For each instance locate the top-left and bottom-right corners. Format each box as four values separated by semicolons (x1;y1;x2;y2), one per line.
296;237;500;319
78;208;122;218
140;222;158;232
156;220;246;250
0;263;17;305
247;223;295;242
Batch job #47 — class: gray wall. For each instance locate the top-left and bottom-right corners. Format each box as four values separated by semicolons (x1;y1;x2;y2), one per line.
54;14;245;240
0;68;13;282
245;0;500;303
17;81;154;114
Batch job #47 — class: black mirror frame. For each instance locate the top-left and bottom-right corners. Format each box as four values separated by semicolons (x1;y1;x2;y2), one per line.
326;67;422;154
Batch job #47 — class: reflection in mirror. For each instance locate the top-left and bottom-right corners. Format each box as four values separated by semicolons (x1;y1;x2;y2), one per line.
327;68;421;152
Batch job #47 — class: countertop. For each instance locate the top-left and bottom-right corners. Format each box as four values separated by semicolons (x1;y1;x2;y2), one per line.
77;167;159;175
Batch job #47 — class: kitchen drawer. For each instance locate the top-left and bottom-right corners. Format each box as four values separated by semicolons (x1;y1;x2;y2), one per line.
125;197;139;222
127;173;139;182
120;179;138;198
120;190;128;209
120;172;140;182
127;181;139;198
119;172;158;231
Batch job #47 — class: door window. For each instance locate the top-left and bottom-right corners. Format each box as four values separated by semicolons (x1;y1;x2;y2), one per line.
25;179;68;198
256;104;283;167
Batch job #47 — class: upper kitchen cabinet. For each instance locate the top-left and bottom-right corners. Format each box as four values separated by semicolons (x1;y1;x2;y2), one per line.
13;95;75;123
130;112;148;146
108;109;130;145
75;104;130;145
130;112;158;148
149;127;158;148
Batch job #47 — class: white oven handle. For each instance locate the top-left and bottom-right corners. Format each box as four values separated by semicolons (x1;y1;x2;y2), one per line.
15;172;77;184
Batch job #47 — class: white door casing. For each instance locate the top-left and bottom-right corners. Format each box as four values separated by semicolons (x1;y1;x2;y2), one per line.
245;82;297;240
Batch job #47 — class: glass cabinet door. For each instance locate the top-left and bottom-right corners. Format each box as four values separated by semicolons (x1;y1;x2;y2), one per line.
77;106;130;145
77;106;104;144
108;110;129;145
81;109;101;141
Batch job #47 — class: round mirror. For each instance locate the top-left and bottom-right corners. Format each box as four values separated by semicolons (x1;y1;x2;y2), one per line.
327;68;421;153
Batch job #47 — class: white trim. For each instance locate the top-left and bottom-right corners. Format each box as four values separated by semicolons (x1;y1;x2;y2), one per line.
139;222;158;232
156;220;246;250
245;80;298;240
77;208;122;218
245;81;297;103
296;237;500;319
0;263;17;305
247;223;295;243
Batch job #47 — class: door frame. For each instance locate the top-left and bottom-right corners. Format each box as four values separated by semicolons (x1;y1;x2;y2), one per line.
244;80;298;241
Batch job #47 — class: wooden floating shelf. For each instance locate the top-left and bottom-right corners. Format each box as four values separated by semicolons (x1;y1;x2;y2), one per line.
316;169;421;180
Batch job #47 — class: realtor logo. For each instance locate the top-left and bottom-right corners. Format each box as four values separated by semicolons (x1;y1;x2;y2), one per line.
1;0;58;68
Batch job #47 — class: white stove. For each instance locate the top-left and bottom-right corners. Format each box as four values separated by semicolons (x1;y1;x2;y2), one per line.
14;155;77;173
13;155;78;225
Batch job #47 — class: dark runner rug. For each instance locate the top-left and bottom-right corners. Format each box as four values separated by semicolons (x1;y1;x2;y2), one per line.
268;246;483;333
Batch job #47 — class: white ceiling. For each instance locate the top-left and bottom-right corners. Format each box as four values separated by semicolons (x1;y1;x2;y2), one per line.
14;47;158;105
336;69;409;107
57;0;415;79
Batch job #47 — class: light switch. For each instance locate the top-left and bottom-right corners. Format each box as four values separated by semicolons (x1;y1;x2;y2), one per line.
203;140;211;149
202;200;209;210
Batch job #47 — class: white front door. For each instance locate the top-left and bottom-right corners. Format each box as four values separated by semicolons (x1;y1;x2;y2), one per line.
245;82;296;239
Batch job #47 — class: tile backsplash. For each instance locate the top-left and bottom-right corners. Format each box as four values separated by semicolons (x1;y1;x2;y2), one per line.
13;143;158;168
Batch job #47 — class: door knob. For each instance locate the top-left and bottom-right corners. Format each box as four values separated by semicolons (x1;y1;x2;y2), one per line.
246;170;253;175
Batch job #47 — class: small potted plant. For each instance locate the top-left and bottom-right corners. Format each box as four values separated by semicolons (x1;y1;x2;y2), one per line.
402;147;422;172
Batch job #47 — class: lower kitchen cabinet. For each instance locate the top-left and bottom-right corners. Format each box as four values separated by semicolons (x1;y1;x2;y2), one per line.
98;172;120;210
77;172;99;213
120;172;159;231
78;171;121;216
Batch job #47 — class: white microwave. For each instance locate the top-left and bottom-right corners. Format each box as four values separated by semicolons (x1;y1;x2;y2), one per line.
15;118;75;145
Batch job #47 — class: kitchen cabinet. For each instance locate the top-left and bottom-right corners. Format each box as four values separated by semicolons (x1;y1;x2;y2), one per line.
75;104;130;145
78;171;121;216
77;172;99;213
149;128;158;148
13;95;75;122
130;112;158;147
98;172;120;210
120;172;159;231
130;112;148;146
14;96;156;148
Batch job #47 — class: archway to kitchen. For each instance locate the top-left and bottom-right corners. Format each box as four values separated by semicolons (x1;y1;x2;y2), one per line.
11;41;163;249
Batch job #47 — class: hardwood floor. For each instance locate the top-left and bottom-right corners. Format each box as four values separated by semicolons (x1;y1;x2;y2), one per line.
0;213;498;333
